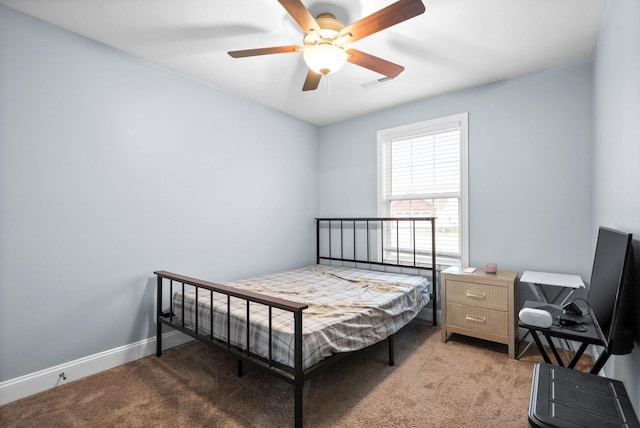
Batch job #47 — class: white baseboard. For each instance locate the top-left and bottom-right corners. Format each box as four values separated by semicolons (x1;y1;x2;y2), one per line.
0;330;193;406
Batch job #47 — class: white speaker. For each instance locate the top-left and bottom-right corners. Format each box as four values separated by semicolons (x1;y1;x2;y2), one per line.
519;308;553;328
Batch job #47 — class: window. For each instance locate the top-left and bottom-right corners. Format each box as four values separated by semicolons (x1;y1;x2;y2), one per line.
377;113;468;268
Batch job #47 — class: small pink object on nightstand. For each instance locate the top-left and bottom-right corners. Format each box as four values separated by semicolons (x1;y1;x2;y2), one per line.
485;263;497;273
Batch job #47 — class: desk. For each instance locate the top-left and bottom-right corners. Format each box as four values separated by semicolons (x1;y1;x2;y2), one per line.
521;271;585;305
519;301;610;374
518;271;585;359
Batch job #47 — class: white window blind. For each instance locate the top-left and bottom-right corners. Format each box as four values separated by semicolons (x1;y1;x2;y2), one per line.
377;113;468;267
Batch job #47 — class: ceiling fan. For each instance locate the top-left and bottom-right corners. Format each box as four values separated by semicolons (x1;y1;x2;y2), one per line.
228;0;426;91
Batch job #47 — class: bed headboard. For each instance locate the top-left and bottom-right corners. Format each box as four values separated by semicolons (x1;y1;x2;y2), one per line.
315;217;437;325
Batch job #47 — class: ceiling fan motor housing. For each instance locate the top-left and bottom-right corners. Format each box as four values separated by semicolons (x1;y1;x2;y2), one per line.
303;13;346;45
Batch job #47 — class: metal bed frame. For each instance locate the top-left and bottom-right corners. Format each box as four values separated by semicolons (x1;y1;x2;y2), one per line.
155;217;436;428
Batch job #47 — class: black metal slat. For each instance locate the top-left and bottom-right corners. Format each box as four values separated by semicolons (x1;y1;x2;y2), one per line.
413;220;416;266
227;295;231;349
210;290;214;340
195;285;199;335
366;220;370;263
293;310;304;428
431;217;437;326
269;307;273;366
246;302;250;357
380;220;384;264
353;220;356;262
181;282;185;329
329;221;332;260
396;220;399;265
340;220;344;260
316;220;320;264
169;279;173;322
156;276;163;357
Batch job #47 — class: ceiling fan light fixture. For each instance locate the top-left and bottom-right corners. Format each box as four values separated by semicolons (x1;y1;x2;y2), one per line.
228;0;426;91
303;43;348;75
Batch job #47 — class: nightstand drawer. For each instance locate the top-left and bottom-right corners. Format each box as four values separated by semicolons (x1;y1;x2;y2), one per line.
446;302;508;337
446;280;508;311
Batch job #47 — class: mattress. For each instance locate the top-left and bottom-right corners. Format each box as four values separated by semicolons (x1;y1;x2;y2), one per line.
172;264;430;370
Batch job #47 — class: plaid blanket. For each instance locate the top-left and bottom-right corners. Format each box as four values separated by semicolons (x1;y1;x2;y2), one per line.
172;265;430;369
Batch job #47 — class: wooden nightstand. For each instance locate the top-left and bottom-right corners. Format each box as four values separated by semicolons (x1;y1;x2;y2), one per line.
441;267;519;358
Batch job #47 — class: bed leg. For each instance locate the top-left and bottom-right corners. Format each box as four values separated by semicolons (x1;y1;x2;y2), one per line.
293;310;304;428
388;335;395;366
294;381;303;428
156;322;162;357
156;275;162;357
237;360;243;377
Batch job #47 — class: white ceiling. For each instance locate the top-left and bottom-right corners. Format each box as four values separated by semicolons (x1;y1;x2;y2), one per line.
1;0;607;126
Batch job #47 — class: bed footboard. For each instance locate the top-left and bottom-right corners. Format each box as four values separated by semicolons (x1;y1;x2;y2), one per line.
154;270;308;427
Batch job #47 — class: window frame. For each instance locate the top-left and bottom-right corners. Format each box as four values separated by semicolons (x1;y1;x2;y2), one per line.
376;112;469;268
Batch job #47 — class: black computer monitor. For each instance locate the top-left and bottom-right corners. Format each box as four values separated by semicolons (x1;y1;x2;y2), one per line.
588;226;634;354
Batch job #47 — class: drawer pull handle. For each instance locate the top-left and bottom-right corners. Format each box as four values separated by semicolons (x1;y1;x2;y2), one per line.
465;315;486;323
466;291;486;299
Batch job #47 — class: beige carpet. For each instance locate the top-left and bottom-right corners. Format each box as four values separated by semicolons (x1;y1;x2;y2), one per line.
0;321;574;427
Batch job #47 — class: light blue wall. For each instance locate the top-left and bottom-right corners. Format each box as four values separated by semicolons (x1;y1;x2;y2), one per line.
318;62;594;279
0;5;319;381
593;0;640;411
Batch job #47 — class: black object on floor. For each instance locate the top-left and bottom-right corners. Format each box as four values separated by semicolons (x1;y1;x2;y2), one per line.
529;363;639;428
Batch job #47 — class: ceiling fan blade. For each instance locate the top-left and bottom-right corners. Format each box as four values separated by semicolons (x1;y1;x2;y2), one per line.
340;0;425;43
228;45;303;58
347;49;404;79
302;69;322;91
278;0;322;34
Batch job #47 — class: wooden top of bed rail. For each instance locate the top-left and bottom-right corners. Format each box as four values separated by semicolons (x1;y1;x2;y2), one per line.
154;270;309;313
